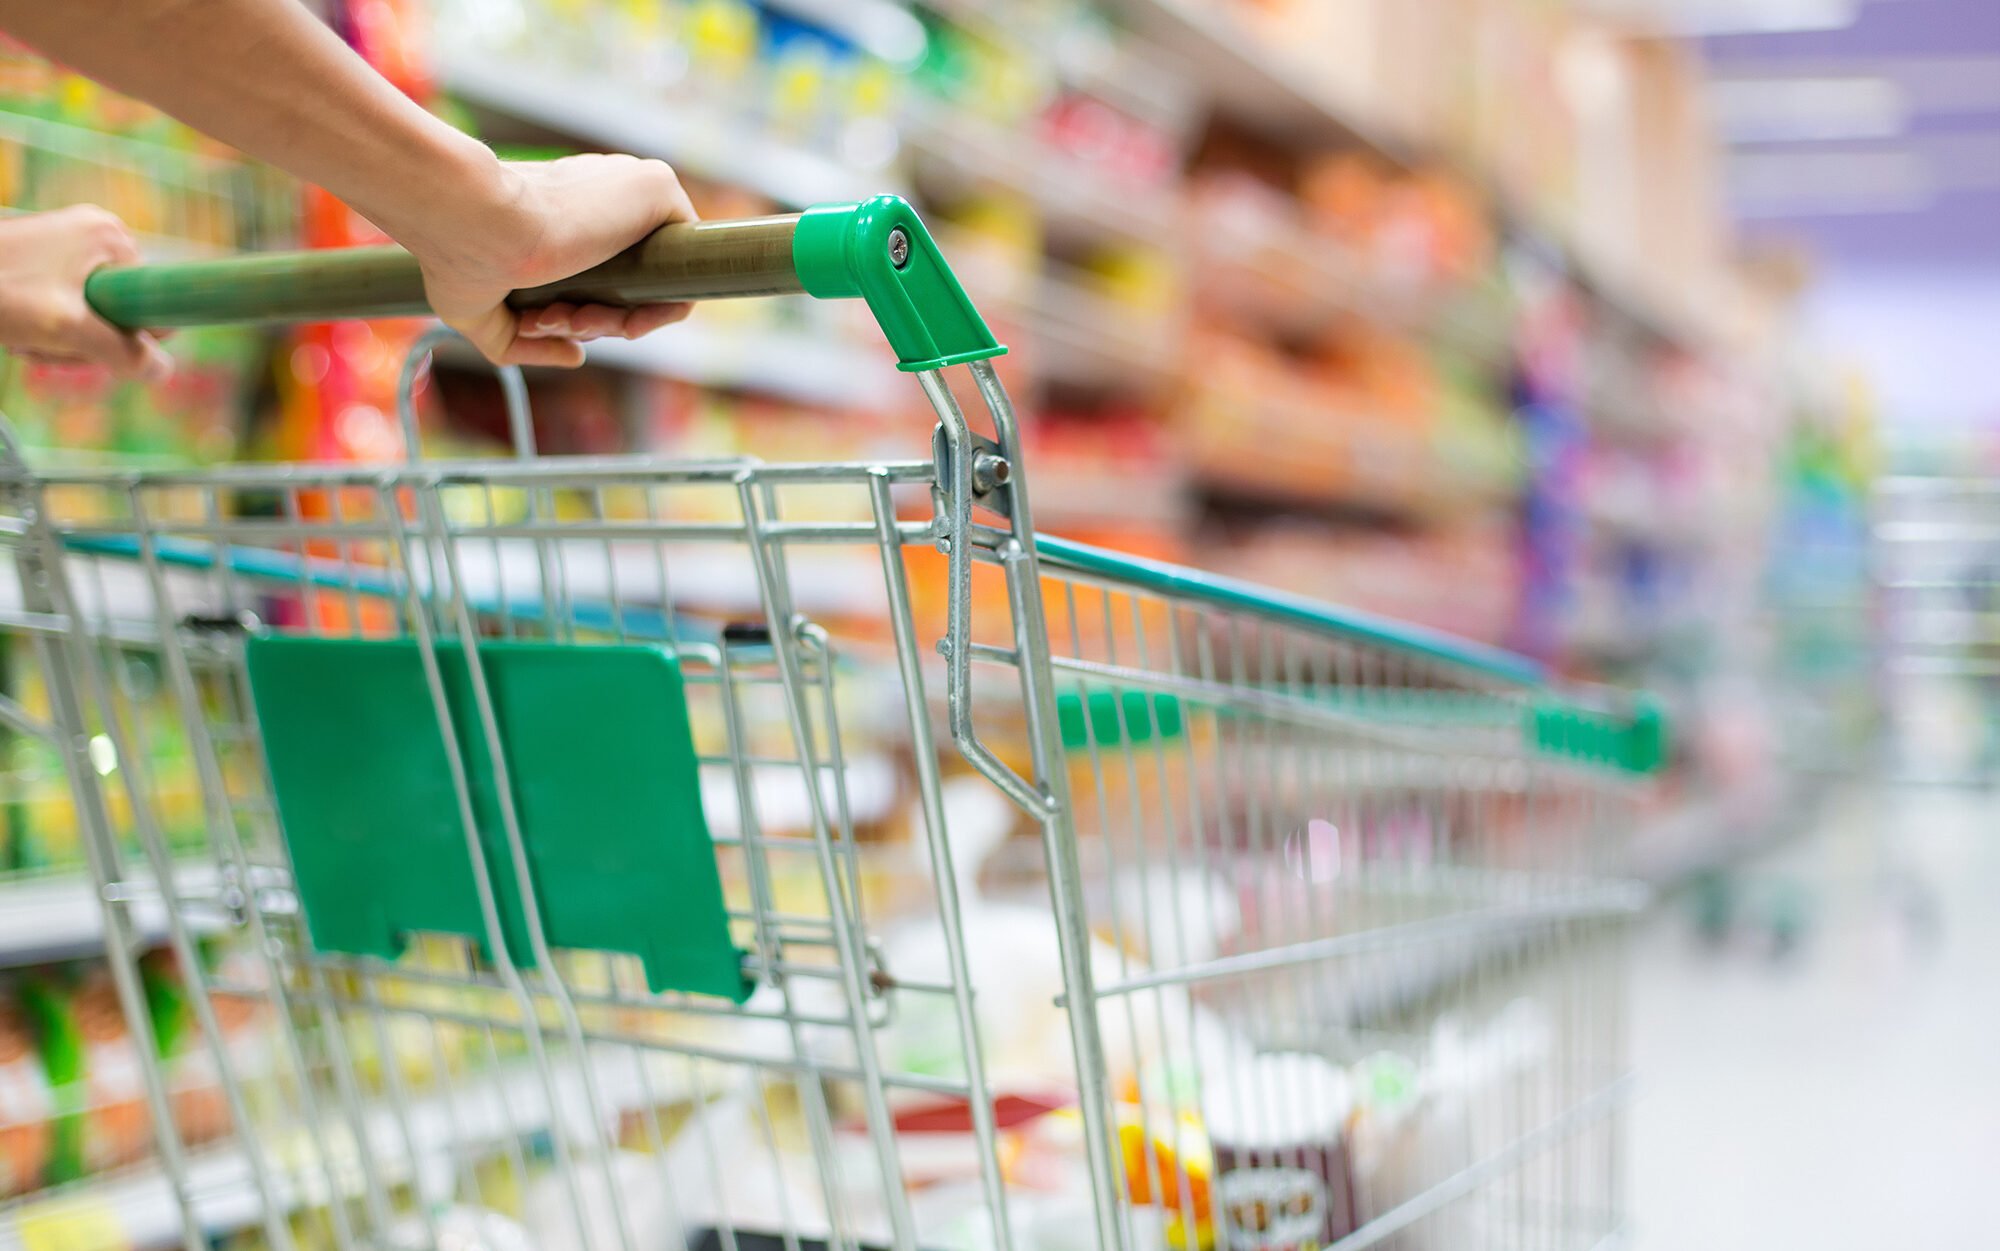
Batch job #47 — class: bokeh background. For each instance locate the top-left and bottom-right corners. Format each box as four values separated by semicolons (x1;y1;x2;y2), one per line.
1;0;1995;1246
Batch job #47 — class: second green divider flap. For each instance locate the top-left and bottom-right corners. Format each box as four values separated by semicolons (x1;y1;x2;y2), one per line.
246;637;750;1002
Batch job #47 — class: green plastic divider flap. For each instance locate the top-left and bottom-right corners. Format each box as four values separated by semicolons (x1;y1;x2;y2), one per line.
247;637;749;1002
793;195;1006;373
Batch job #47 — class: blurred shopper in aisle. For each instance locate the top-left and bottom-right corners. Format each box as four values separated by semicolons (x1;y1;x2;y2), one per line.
0;0;695;378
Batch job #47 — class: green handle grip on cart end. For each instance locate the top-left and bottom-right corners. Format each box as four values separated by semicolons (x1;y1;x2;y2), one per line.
83;194;1004;373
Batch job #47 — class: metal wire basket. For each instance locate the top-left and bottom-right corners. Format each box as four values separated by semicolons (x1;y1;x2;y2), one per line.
0;197;1660;1251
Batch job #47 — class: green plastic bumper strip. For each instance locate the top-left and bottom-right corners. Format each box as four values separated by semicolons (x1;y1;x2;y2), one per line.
794;196;1006;373
248;637;750;1002
1058;688;1187;750
1530;696;1669;775
1032;533;1547;688
1055;683;1666;774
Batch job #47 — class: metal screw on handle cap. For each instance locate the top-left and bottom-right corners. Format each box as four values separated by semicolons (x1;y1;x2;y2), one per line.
888;227;912;269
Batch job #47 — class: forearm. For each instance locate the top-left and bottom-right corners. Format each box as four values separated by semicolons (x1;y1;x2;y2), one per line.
2;0;695;367
0;0;508;256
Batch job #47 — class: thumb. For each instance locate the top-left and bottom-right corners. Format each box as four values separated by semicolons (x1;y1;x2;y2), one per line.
63;307;173;381
132;331;174;382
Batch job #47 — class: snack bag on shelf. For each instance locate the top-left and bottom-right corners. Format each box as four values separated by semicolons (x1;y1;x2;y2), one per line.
0;995;53;1199
70;968;156;1174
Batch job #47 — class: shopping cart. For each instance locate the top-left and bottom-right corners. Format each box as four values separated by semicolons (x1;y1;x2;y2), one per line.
0;196;1661;1251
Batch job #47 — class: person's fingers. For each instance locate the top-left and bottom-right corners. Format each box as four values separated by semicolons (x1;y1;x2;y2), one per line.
620;303;695;338
59;204;142;270
561;304;629;341
517;302;580;340
523;300;693;343
495;332;586;369
441;304;519;365
53;301;172;379
133;331;174;382
97;219;142;269
622;157;699;229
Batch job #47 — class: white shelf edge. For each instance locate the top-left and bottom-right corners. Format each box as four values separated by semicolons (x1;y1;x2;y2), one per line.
0;1052;691;1251
435;46;900;211
582;324;900;409
0;864;223;969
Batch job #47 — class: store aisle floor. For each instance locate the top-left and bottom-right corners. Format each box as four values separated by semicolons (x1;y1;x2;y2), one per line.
1628;783;2000;1248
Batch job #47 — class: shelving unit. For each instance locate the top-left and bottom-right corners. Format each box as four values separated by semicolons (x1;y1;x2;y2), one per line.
1094;0;1726;359
1096;0;1420;159
0;1054;690;1251
900;100;1181;247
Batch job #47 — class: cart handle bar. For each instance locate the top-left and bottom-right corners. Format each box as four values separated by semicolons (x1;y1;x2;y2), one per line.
85;195;1005;374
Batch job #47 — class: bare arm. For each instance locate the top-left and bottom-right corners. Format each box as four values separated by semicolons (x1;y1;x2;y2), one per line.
0;0;694;367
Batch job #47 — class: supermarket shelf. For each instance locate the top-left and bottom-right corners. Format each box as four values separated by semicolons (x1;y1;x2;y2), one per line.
0;864;222;969
579;321;901;409
0;209;233;265
0;536;892;642
1099;0;1716;355
702;754;899;839
1023;270;1184;391
435;46;898;210
1184;388;1454;522
1581;494;1709;551
901;101;1183;247
1265;782;1811;1027
1621;774;1820;887
1193;213;1382;333
1098;0;1418;159
0;1052;691;1251
910;0;1199;136
447;542;895;621
1027;461;1192;532
1540;230;1719;356
1192;212;1511;365
764;0;927;64
0;760;892;966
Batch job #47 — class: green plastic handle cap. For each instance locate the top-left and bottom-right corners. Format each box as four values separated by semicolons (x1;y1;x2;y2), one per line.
794;195;1006;373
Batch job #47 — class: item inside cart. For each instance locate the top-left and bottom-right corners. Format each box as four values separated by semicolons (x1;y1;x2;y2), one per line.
0;196;1659;1251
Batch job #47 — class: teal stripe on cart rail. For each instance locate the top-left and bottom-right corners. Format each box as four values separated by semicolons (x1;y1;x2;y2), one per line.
56;533;709;646
1032;533;1548;687
47;531;1665;773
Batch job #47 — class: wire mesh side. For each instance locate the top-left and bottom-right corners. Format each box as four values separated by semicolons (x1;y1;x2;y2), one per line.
981;551;1647;1251
0;454;1023;1251
2;364;1651;1251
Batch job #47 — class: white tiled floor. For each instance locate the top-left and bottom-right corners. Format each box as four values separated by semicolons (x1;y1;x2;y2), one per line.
1628;783;2000;1249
